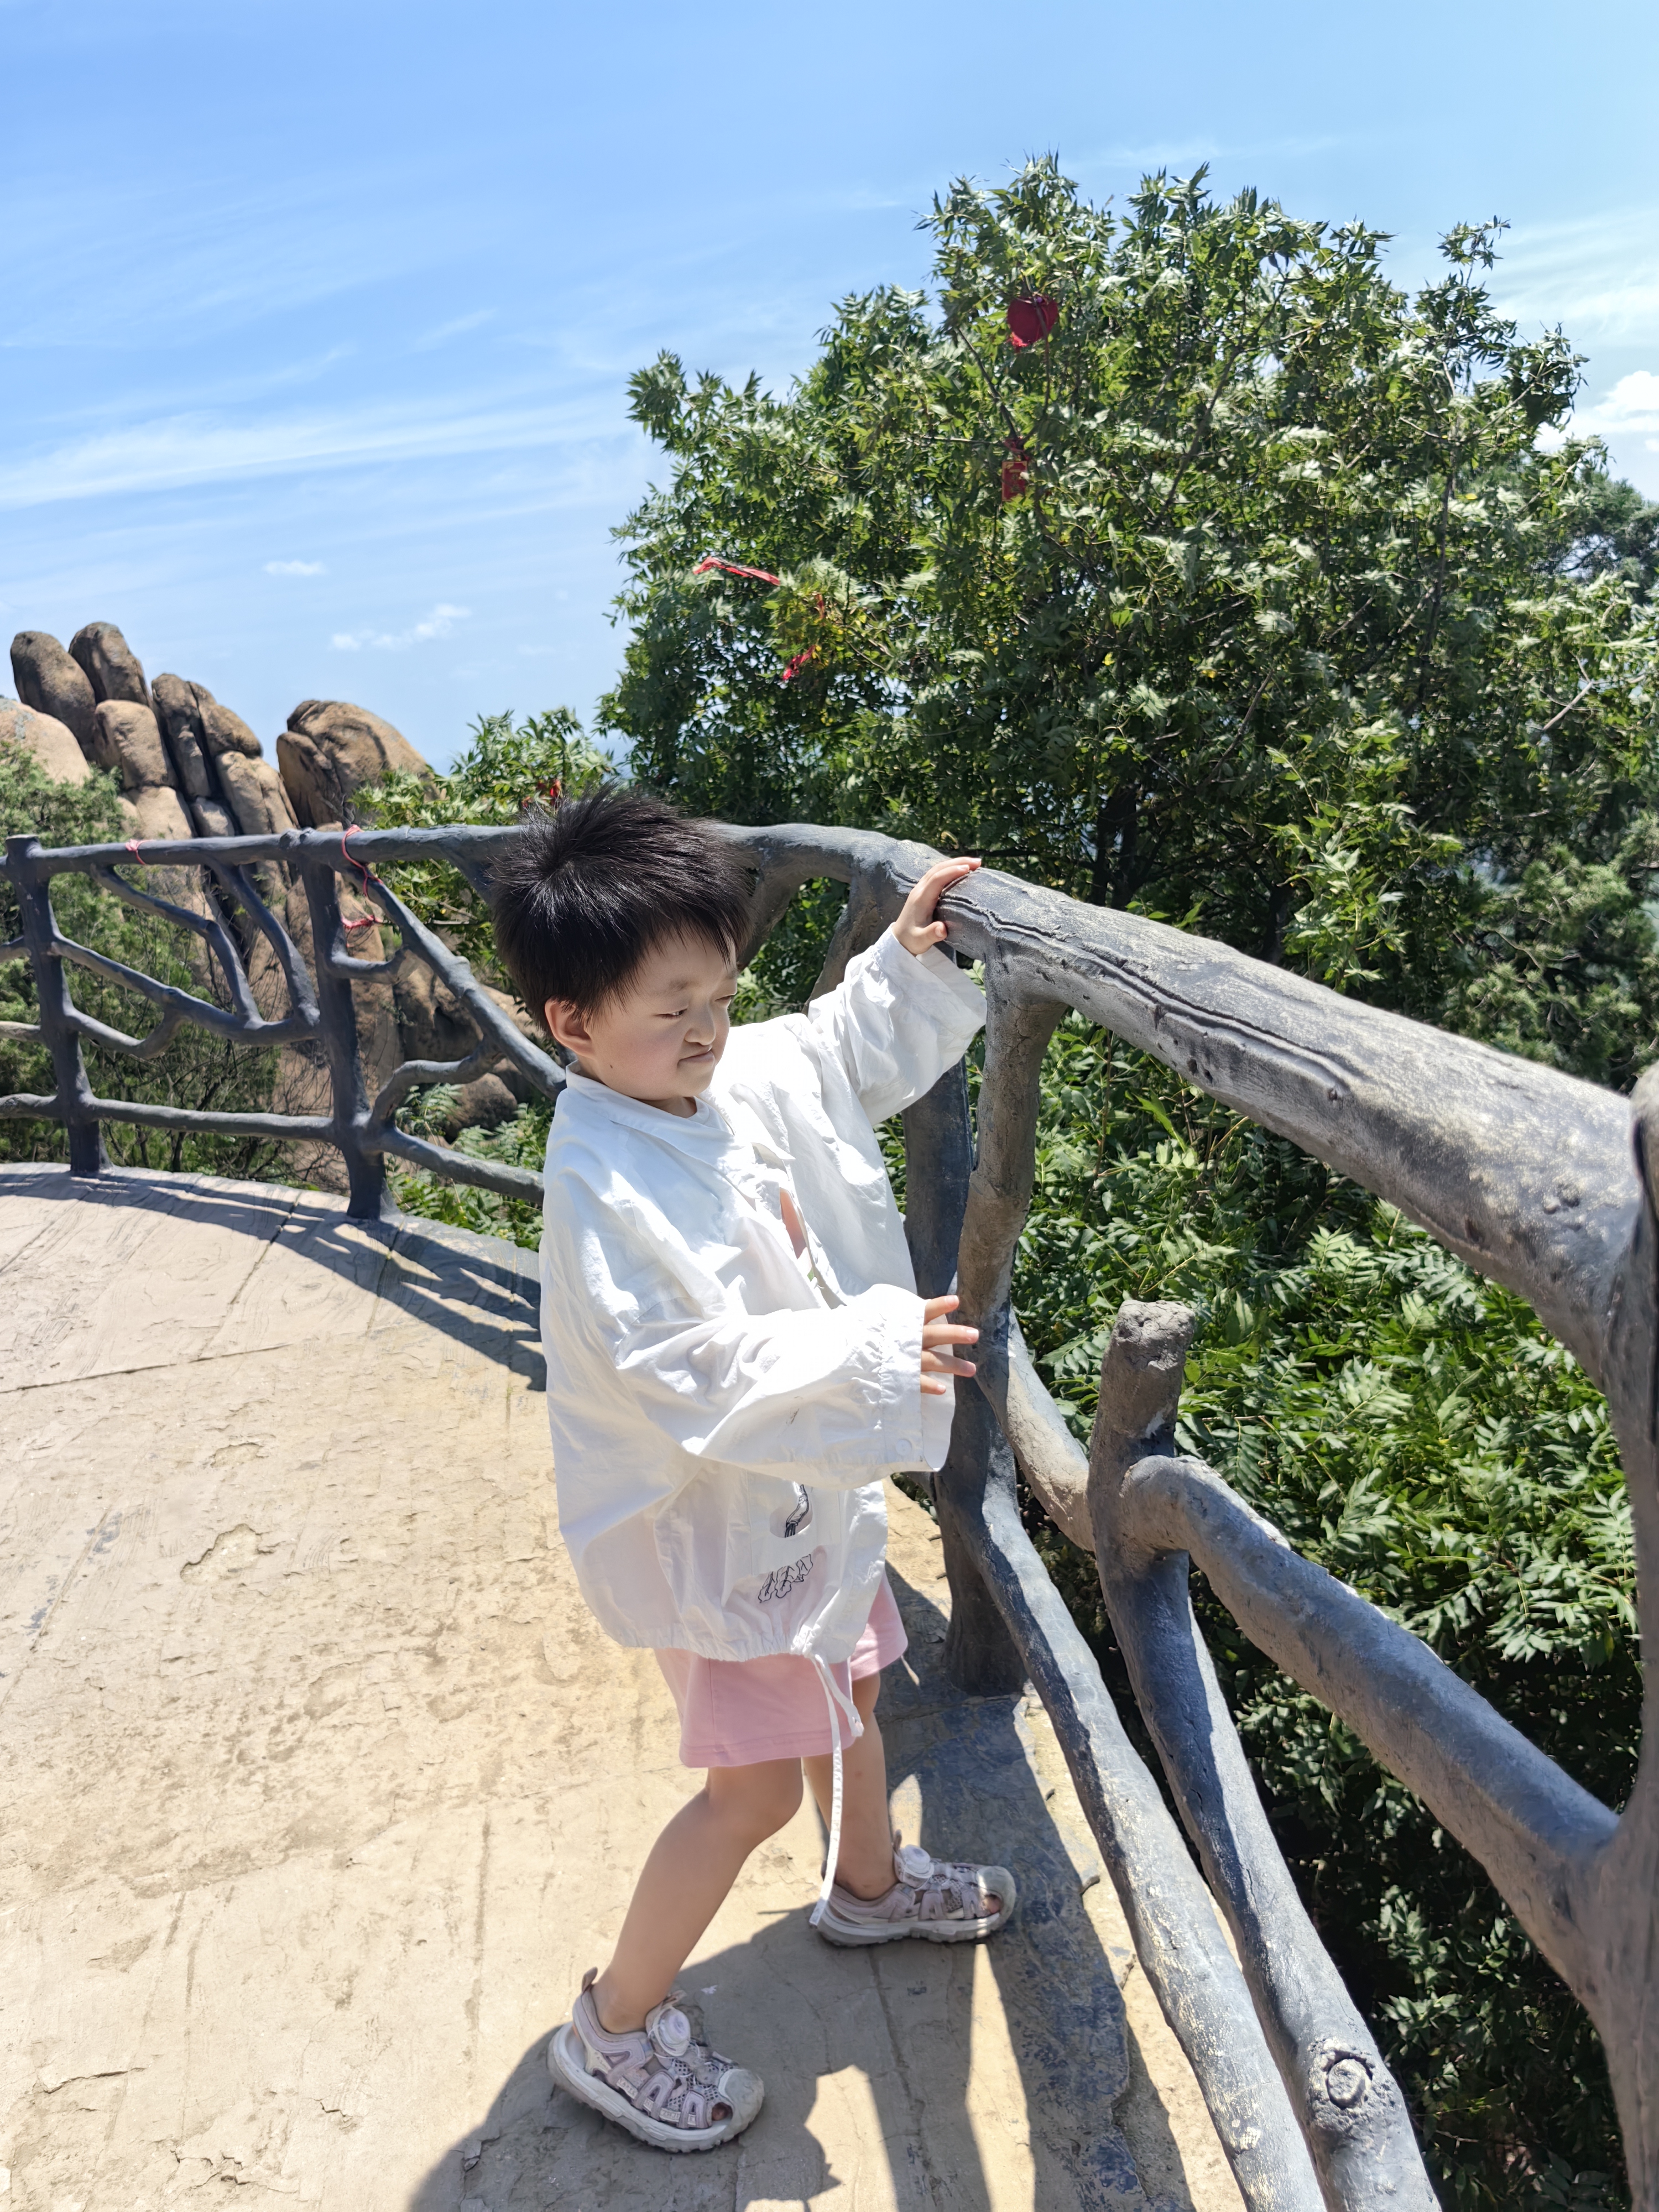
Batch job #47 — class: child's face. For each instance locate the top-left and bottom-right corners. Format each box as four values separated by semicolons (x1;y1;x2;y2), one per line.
545;933;738;1118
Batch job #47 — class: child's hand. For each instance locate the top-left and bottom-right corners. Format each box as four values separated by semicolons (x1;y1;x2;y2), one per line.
921;1293;978;1396
894;857;982;957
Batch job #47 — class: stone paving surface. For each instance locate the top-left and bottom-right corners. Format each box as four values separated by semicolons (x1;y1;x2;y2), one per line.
0;1165;1243;2212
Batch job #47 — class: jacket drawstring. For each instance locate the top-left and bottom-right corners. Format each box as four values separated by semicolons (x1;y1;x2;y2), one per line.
808;1656;863;1928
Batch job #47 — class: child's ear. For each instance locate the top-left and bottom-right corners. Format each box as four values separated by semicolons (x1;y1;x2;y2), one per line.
545;998;591;1055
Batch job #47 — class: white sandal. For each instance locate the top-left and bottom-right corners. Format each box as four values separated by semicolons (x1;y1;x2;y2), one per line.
812;1834;1018;1947
547;1969;764;2152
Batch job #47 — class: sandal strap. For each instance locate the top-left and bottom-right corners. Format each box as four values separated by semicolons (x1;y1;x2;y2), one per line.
571;1981;736;2131
895;1841;994;1917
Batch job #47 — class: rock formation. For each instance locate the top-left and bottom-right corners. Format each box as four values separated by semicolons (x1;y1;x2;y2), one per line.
277;698;433;827
6;618;521;1145
150;675;298;838
150;675;217;796
70;621;152;708
9;633;99;755
90;700;173;789
79;700;191;844
0;701;92;785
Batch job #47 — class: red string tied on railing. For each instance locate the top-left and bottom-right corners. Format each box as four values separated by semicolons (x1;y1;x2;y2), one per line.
340;825;382;935
1007;293;1058;349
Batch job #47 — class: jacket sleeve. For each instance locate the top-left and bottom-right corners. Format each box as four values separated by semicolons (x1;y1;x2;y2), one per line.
804;926;987;1125
559;1202;928;1489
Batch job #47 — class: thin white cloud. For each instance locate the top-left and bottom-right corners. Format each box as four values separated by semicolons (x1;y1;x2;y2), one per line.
413;309;495;352
0;394;622;512
1538;370;1659;458
332;603;471;653
1576;370;1659;436
264;557;326;576
1;169;471;352
1497;209;1659;341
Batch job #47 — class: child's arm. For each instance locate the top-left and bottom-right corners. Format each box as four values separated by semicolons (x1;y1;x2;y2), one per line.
555;1201;967;1488
803;859;987;1124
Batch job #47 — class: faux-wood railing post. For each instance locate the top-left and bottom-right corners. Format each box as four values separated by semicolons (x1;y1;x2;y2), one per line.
900;1057;1024;1694
8;834;102;1177
1089;1301;1435;2207
301;854;389;1222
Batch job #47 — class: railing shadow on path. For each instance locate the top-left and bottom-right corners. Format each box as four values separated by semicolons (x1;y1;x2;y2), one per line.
405;1564;1170;2212
0;1162;546;1389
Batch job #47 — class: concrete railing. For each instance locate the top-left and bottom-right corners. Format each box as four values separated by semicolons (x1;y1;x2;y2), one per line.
5;817;1656;2210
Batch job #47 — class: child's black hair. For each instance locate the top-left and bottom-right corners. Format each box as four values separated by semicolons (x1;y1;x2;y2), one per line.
489;787;754;1019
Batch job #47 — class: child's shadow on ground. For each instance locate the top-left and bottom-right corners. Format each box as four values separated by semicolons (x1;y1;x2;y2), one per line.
406;1564;1176;2210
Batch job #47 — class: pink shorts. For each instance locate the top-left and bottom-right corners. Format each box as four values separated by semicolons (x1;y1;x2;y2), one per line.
655;1574;909;1768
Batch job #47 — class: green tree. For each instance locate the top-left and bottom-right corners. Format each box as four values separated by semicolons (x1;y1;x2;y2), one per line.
604;161;1659;1076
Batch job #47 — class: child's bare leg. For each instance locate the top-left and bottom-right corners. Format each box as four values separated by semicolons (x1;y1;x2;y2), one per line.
802;1670;895;1900
592;1758;802;2032
805;1668;1007;1918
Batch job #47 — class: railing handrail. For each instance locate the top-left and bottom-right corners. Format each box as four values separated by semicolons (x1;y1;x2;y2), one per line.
5;816;1656;2210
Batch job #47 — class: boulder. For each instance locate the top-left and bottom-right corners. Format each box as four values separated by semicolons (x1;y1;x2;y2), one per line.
69;622;151;707
190;797;238;839
0;701;92;785
200;696;262;759
392;966;545;1086
278;699;432;827
9;633;98;754
272;877;402;1121
151;675;218;798
438;1071;519;1133
90;701;174;790
392;961;482;1067
126;785;195;843
154;673;262;766
216;751;298;838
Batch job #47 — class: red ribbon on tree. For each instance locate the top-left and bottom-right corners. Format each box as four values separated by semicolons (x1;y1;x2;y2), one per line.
693;556;784;586
1007;294;1058;349
1001;435;1030;502
695;554;826;684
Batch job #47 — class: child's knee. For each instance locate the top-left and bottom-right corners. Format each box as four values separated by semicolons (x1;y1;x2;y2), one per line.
709;1759;802;1842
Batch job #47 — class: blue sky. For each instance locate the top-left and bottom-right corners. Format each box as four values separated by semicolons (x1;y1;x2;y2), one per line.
3;0;1657;770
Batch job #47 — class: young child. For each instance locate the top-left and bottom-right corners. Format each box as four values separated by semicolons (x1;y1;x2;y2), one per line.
492;789;1016;2153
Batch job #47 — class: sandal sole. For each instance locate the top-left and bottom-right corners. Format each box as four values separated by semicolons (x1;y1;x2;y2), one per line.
546;2023;763;2152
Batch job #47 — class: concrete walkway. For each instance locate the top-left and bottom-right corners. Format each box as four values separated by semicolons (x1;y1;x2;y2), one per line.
0;1166;1241;2212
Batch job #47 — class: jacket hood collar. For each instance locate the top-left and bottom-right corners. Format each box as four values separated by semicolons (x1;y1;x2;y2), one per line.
558;1066;750;1167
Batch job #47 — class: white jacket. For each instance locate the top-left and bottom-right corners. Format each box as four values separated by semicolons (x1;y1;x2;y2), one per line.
538;927;987;1672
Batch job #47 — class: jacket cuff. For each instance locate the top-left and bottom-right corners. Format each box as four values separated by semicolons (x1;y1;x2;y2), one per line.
870;924;987;1027
866;1280;926;1465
